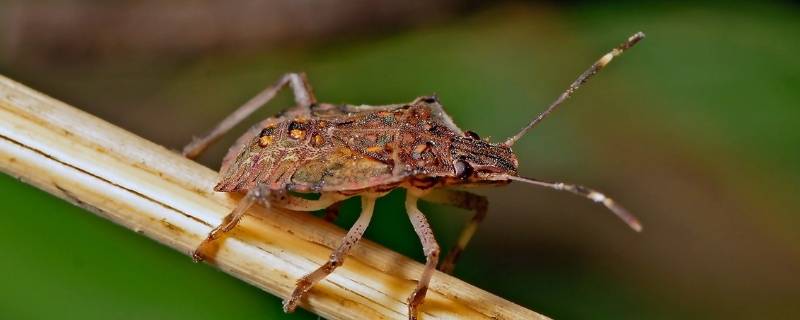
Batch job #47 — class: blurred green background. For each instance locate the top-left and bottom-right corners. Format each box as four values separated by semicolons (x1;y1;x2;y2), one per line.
1;1;799;319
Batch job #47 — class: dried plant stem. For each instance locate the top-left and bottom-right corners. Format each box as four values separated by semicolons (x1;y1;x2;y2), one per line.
0;75;549;320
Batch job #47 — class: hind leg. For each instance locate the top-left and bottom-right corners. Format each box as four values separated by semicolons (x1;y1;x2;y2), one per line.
266;192;350;212
283;195;378;313
194;190;349;262
193;183;270;262
183;72;316;158
266;193;348;223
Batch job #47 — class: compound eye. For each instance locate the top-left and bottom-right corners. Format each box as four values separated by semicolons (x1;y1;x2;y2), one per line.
464;130;480;140
453;159;473;178
421;96;438;104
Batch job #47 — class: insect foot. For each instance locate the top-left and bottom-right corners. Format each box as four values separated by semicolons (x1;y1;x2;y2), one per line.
405;192;440;320
407;284;429;320
283;196;378;314
282;259;340;313
191;244;210;263
281;281;305;312
193;183;270;263
192;222;229;262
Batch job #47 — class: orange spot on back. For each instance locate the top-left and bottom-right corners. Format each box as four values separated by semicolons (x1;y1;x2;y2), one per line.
290;129;306;140
336;147;354;157
365;145;384;153
311;134;325;147
259;136;274;147
413;143;429;154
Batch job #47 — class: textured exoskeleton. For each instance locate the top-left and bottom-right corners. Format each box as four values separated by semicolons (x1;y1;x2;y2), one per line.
184;32;646;320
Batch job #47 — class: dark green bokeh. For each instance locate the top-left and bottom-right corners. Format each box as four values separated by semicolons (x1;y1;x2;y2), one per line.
2;2;799;319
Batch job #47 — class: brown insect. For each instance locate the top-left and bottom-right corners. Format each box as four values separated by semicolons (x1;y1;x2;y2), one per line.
183;32;645;319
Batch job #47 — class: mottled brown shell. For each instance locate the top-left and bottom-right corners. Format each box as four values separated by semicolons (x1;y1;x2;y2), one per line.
214;97;517;193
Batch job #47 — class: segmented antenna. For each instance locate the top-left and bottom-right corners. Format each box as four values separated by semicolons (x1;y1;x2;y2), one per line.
504;32;645;147
507;175;642;232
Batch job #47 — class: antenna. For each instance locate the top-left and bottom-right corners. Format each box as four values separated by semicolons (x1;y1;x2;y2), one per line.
508;175;642;232
504;32;645;147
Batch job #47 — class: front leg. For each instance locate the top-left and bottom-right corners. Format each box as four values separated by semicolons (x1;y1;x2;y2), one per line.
421;189;487;274
183;72;317;158
406;191;441;320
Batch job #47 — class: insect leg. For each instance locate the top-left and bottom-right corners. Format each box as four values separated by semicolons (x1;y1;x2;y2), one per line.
406;193;441;320
260;192;349;222
265;192;350;212
322;201;344;222
192;183;270;262
421;189;487;274
282;195;377;313
182;72;317;158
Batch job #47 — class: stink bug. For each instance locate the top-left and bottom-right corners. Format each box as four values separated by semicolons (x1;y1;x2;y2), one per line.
183;32;646;319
